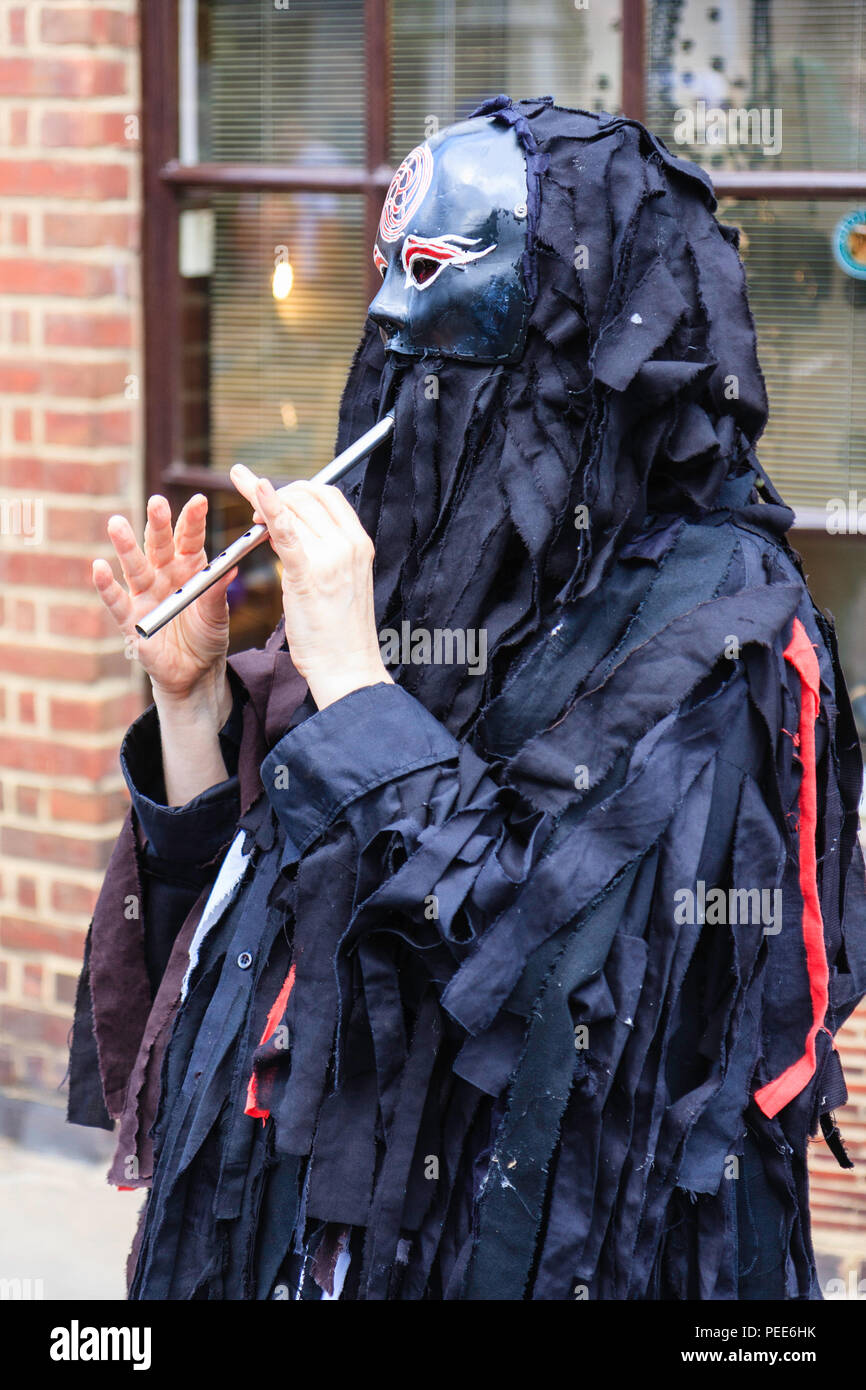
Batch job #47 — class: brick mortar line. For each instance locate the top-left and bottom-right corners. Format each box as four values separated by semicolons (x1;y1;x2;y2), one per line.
0;248;141;263
0;147;139;160
0;497;140;511
0;449;142;464
1;904;105;919
0;97;140;109
0;734;135;751
0;436;142;447
0;206;141;218
0;645;145;665
0;905;99;923
2;537;142;553
2;46;139;61
0;98;141;109
0;917;96;933
0;701;138;719
3;769;134;789
0;674;138;693
0;900;107;911
0;397;139;411
2;759;133;776
3;305;141;321
0;852;113;870
0;55;138;71
0;173;139;192
3;823;122;846
0;352;139;364
0;242;141;256
0;820;127;845
0;903;102;922
0;732;134;754
0;630;142;651
0;627;147;647
0;340;141;357
0;293;140;307
0;655;147;674
0;739;134;761
0;349;134;358
0;629;149;650
0;724;138;745
0;858;113;879
0;380;139;391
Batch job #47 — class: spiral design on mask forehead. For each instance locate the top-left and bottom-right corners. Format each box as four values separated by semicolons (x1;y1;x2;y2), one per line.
379;143;434;243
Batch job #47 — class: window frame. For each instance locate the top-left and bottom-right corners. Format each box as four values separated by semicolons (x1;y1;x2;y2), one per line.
141;0;866;517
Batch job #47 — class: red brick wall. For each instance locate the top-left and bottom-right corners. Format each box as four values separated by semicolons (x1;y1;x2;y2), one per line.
0;1;143;1097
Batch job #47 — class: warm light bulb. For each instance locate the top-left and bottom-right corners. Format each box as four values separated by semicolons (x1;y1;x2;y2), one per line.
272;261;294;300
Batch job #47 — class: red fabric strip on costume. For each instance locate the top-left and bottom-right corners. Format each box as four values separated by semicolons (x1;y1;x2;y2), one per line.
244;963;295;1121
754;617;832;1119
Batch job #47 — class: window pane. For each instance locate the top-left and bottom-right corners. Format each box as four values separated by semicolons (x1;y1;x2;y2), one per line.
177;189;368;652
646;0;866;171
183;0;366;165
180;189;367;479
390;0;622;165
719;198;866;510
795;532;866;697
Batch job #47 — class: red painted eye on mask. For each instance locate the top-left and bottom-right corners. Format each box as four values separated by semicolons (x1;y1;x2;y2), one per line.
400;234;497;290
373;244;388;279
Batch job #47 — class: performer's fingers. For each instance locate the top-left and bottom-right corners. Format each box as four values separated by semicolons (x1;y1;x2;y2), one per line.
92;557;136;638
106;513;155;597
232;468;328;541
143;495;176;570
253;478;315;583
195;564;238;623
230;464;272;524
173;492;209;561
276;484;331;541
230;466;318;578
288;481;362;537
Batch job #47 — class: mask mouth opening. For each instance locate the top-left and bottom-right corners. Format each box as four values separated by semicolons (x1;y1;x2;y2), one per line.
376;321;405;346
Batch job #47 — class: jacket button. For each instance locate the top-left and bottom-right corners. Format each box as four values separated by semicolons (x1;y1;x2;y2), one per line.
237;951;253;970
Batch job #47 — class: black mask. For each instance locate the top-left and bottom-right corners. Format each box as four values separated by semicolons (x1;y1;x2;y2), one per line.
368;117;530;364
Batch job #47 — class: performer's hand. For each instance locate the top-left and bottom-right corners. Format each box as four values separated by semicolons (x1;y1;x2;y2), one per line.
92;494;237;716
229;467;392;710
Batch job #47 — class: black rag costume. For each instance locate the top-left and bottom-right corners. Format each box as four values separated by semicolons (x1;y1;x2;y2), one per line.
68;96;866;1300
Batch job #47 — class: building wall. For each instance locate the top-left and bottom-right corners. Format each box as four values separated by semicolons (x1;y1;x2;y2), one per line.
809;1002;866;1278
0;1;144;1100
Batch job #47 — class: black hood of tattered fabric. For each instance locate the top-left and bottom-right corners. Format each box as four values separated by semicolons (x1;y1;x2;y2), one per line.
331;95;793;740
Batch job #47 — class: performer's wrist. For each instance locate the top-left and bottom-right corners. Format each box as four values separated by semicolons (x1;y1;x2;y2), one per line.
151;661;233;729
306;660;394;711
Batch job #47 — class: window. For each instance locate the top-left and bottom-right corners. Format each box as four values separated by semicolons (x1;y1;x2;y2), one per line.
643;0;866;701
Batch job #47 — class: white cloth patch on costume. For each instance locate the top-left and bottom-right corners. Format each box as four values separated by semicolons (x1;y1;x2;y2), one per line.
321;1248;351;1301
181;829;252;1001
